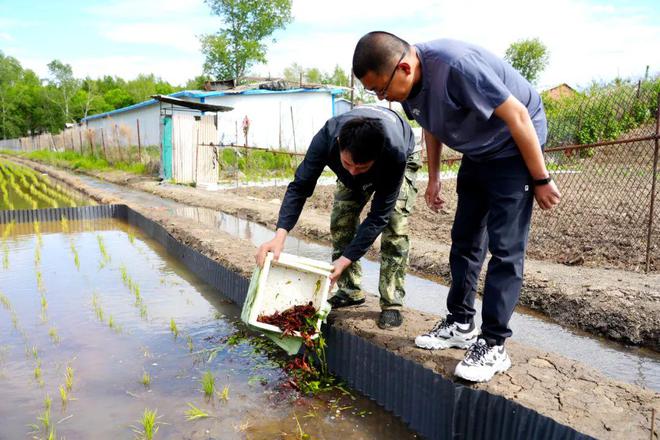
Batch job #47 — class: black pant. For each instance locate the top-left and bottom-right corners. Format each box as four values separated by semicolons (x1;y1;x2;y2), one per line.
446;154;534;346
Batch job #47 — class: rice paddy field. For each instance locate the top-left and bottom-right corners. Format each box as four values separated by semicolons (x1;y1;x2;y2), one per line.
0;161;417;439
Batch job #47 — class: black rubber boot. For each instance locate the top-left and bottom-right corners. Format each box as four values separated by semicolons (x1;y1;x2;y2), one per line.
378;310;402;329
328;295;366;309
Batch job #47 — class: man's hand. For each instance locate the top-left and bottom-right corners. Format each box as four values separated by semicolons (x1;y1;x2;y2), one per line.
329;256;352;289
255;228;288;267
534;181;561;210
425;179;445;212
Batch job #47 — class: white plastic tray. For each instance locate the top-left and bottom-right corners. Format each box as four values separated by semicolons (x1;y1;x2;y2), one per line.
248;252;333;338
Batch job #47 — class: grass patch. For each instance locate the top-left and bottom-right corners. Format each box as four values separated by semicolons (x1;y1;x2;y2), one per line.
4;149;154;175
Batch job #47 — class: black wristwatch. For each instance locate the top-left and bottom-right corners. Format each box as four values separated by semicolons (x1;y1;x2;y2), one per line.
533;176;552;186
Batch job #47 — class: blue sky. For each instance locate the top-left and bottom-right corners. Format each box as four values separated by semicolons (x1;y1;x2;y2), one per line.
1;0;659;90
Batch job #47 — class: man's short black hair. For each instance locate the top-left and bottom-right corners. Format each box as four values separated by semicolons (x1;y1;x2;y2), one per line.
338;117;386;164
352;31;410;79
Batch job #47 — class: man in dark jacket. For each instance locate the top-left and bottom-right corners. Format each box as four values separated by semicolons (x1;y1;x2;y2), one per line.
256;105;420;328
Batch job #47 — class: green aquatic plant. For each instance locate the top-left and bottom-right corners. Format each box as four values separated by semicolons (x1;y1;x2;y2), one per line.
108;315;121;333
132;408;160;440
141;370;151;387
201;371;215;398
186;335;194;353
92;295;105;323
184;403;210;421
169;318;178;338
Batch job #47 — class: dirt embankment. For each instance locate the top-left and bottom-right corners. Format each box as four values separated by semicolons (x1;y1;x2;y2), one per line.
4;155;658;351
4;157;657;439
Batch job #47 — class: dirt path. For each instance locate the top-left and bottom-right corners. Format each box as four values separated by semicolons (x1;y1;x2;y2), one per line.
7;156;654;351
2;156;657;439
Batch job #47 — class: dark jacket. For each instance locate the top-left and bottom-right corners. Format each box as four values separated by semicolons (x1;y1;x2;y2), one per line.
276;105;416;261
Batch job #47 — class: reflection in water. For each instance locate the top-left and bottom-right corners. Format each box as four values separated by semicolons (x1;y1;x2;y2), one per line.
74;175;660;391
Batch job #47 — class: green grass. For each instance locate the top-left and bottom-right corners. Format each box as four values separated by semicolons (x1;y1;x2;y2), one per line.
184;402;211;421
13;149;153;175
200;371;215;398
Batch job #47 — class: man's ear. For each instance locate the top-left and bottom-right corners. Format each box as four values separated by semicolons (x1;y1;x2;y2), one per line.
399;62;412;75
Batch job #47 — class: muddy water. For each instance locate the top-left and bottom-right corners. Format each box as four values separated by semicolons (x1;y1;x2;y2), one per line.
73;175;660;391
0;220;416;439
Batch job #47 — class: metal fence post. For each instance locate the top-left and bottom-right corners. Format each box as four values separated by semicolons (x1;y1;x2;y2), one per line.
646;92;660;272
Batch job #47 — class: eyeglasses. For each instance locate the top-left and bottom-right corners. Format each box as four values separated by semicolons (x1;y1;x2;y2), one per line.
365;49;407;98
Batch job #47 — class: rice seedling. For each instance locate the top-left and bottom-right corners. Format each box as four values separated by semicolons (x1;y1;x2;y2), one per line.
40;294;48;312
65;365;74;391
31;346;39;360
186;335;194;353
108;315;121;333
44;394;52;412
48;327;60;344
201;371;215;398
34;403;54;439
33;221;43;247
34;245;41;266
34;360;42;382
92;292;106;322
184;403;211;421
218;385;229;402
11;312;19;329
128;231;136;244
97;235;111;264
59;384;69;406
169;318;178;338
36;271;45;292
139;302;148;319
132;408;160;440
141;370;151;387
69;242;80;270
0;291;11;310
120;265;129;285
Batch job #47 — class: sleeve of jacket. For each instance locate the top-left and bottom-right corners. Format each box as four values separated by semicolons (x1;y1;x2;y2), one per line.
276;124;329;232
341;159;406;261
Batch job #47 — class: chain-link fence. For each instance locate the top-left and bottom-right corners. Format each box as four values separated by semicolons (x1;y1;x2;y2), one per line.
530;81;660;273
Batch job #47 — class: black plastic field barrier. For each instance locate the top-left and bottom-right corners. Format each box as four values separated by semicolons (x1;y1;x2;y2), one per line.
0;205;593;440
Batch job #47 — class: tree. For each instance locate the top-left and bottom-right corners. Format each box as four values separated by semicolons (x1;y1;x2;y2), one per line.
46;60;81;124
200;0;292;81
0;52;23;139
323;65;349;87
283;62;304;82
305;67;323;84
504;38;549;85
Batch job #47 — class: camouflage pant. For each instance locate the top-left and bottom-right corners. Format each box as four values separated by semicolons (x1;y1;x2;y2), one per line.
330;152;421;310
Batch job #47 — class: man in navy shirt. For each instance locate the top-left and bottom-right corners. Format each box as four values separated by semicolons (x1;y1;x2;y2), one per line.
256;106;421;329
353;32;561;382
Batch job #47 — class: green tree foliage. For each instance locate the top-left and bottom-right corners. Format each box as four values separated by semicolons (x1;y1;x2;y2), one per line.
504;38;549;85
283;62;304;82
542;76;660;149
0;52;184;137
200;0;292;81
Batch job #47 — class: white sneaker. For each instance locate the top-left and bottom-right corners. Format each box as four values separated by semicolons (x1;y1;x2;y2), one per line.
454;338;511;382
415;318;478;350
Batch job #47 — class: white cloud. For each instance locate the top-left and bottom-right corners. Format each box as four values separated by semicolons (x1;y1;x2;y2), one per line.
255;0;660;89
0;32;14;42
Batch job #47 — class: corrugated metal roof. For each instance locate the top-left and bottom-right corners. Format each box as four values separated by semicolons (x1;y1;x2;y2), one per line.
81;87;344;122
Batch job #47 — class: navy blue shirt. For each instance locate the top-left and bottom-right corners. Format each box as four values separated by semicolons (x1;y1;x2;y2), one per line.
402;39;547;162
276;106;415;261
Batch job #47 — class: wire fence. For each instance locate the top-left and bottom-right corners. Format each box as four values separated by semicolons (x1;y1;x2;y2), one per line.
530;82;659;273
